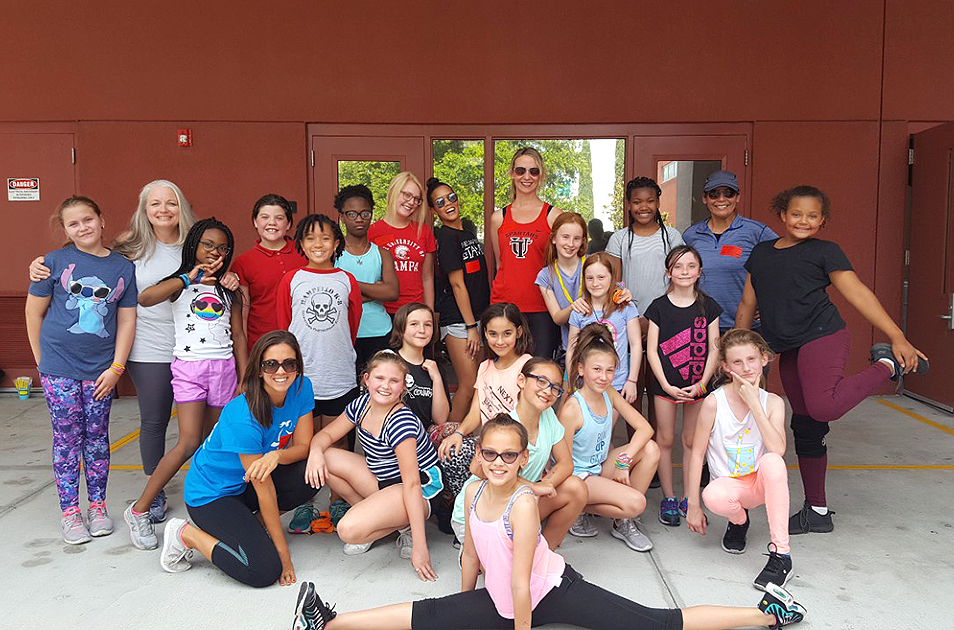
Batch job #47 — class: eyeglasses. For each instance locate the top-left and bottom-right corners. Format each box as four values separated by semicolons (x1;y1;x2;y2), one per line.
704;187;738;200
513;166;541;177
526;372;565;398
479;448;521;464
69;282;109;299
433;191;458;209
399;190;423;206
199;240;231;255
261;358;298;374
342;210;372;220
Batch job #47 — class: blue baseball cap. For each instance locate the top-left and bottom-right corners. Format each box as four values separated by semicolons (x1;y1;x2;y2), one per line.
703;170;740;192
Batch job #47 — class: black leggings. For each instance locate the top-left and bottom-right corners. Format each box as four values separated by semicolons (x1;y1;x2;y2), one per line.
411;564;683;630
524;311;560;360
126;361;174;475
186;460;317;588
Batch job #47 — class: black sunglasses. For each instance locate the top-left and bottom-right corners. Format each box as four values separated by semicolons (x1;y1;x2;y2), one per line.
526;372;565;398
704;187;738;200
261;358;298;374
479;448;521;464
513;167;541;177
433;191;458;209
70;282;110;299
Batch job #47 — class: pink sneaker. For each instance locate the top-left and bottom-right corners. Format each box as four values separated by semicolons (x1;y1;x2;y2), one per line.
62;507;91;545
87;501;114;537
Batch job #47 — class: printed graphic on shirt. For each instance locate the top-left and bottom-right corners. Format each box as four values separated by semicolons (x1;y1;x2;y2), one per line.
462;237;484;261
273;417;296;449
725;430;756;477
183;288;231;349
657;316;710;384
59;263;126;338
478;381;516;421
509;234;533;259
590;427;608;466
299;285;343;332
595;319;619;343
387;237;426;272
720;245;743;258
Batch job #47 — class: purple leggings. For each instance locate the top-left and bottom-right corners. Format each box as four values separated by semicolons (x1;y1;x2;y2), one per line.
41;374;113;511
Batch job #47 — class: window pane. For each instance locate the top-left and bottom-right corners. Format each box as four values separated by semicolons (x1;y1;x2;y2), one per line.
655;160;722;231
432;139;485;235
337;160;401;220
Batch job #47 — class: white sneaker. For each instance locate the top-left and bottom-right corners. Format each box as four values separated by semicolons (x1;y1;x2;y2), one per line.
160;518;193;573
342;541;373;555
61;509;91;545
612;517;653;551
396;527;413;559
87;501;113;537
123;504;158;550
569;513;598;538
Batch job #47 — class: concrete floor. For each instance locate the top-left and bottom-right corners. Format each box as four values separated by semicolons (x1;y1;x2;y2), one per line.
1;393;951;629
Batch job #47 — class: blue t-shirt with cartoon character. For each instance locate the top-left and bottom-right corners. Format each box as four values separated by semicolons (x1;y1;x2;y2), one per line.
29;246;138;381
184;375;314;507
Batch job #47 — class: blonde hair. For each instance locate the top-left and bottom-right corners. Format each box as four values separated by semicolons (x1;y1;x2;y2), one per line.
384;171;427;236
113;180;196;261
508;147;547;201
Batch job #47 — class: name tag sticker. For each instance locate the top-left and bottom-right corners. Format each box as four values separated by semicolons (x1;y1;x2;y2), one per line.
720;245;743;258
465;259;481;273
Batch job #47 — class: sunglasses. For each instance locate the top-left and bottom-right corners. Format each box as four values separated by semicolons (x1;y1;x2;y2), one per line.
342;210;372;221
704;187;738;200
433;191;458;209
479;448;522;464
399;190;423;206
261;358;299;374
69;283;109;299
199;240;231;255
194;299;225;313
526;372;565;398
513;167;541;177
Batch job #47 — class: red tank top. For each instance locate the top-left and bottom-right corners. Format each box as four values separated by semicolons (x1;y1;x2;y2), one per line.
491;203;552;312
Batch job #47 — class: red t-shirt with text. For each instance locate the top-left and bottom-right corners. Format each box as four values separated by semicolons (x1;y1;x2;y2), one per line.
368;220;436;313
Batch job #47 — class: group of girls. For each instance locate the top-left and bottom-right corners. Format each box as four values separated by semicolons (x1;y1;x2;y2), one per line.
23;146;928;630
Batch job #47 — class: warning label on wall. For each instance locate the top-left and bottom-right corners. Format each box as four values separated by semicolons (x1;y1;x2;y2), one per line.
7;178;40;201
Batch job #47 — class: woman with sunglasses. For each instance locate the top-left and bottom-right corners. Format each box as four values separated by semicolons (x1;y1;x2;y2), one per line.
427;176;490;426
157;331;316;586
489;147;563;360
368;172;437;313
682;171;777;334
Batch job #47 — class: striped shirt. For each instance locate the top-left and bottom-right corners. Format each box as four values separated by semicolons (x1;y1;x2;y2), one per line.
345;393;440;481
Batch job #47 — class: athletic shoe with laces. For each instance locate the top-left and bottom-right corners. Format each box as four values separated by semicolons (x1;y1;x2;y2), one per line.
721;509;749;554
611;517;653;551
569;513;599;538
870;342;929;381
329;499;350;527
659;496;680;526
649;472;660;489
87;501;113;537
754;544;793;590
342;541;373;555
293;581;337;630
160;518;193;573
678;497;688;518
288;504;320;534
149;490;167;524
62;508;91;545
396;527;413;559
124;503;158;550
758;582;806;628
788;501;834;534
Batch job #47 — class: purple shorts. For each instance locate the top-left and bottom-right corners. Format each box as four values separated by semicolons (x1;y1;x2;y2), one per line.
171;357;237;407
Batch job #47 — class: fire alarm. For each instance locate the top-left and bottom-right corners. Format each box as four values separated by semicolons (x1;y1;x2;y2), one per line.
177;128;192;147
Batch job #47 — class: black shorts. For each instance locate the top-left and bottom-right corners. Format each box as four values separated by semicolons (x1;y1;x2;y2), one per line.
313;387;360;418
377;465;444;515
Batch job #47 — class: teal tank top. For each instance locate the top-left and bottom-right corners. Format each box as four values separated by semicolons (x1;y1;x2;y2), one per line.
570;390;612;476
336;243;391;338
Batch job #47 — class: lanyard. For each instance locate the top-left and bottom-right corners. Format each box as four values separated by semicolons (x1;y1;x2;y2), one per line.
555;256;584;303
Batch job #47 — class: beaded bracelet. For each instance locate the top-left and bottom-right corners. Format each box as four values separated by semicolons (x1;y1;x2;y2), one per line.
615;453;633;470
699;381;707;395
178;273;191;287
109;362;126;376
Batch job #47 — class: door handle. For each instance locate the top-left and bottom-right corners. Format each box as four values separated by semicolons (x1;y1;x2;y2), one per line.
941;315;953;320
944;293;954;330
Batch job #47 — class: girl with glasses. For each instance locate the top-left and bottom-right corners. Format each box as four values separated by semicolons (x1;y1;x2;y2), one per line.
126;217;247;551
368;172;437;314
158;331;317;587
489;147;564;360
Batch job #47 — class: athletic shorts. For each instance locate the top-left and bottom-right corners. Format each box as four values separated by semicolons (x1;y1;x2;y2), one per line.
378;464;445;517
171;356;237;407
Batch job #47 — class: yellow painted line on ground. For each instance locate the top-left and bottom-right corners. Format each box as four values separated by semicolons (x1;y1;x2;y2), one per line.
108;429;140;453
876;398;954;436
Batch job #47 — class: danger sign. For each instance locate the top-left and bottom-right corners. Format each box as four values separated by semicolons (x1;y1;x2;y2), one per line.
7;178;40;201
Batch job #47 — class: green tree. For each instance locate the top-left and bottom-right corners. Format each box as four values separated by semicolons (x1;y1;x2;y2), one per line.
336;160;400;220
609;138;626;229
432;140;485;230
493;140;595;220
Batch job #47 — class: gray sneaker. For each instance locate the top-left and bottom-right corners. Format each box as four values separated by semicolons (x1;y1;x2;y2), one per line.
342;541;373;555
569;513;599;538
124;503;158;550
160;518;193;573
87;501;113;537
612;518;653;551
62;509;91;545
396;527;413;559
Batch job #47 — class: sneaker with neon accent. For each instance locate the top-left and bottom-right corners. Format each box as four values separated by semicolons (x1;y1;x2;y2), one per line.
612;518;653;551
569;513;598;538
659;496;680;526
289;504;320;534
160;518;193;573
87;501;113;537
758;582;806;628
149;490;167;523
62;508;91;545
124;503;158;550
678;497;688;518
293;581;337;630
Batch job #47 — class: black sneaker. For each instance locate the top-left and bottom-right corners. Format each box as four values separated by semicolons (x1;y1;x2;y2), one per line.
700;462;711;488
293;582;336;630
434;490;455;535
758;582;806;628
721;510;749;554
649;472;660;489
754;544;792;590
870;343;930;381
788;501;834;534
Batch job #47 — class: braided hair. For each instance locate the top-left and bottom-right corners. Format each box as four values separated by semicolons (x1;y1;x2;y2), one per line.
294;213;345;263
163;217;237;307
623;177;671;269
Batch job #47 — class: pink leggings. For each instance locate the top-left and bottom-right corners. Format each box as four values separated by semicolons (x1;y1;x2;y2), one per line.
702;453;790;554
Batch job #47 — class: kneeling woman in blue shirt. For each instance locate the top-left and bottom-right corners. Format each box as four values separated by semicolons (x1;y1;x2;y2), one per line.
159;330;317;587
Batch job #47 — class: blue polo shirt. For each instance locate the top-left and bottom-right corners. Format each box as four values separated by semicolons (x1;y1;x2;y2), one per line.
682;215;777;330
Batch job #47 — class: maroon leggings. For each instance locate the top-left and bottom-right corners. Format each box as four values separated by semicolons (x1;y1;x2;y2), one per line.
778;327;892;506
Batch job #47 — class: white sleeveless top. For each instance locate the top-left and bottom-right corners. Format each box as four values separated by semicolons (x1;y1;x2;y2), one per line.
171;285;233;360
706;386;769;479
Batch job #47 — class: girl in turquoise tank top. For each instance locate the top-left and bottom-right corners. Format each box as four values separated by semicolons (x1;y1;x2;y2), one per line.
560;323;660;552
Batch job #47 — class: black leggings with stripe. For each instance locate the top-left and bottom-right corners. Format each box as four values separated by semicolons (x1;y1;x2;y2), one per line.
186;460;316;587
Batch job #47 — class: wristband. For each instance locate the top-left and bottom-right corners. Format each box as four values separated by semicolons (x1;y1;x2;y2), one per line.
615;453;633;470
178;273;191;287
698;382;707;395
109;362;126;376
454;430;464;437
626;379;638;384
464;322;478;329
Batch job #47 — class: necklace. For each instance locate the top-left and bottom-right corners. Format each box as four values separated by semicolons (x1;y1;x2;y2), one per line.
345;241;372;265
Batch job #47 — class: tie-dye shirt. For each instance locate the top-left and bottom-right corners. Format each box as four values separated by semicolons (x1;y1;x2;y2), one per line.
644;294;722;394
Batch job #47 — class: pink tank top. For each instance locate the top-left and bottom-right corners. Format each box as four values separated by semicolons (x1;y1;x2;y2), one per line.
468;481;565;619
